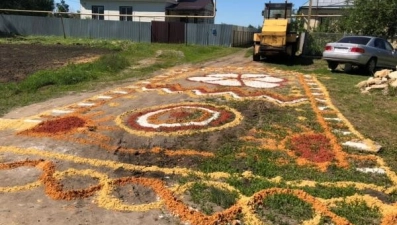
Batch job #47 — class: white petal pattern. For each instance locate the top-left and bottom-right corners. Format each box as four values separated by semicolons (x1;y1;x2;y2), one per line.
241;74;267;78
137;106;220;128
188;73;284;89
208;73;239;78
188;77;223;82
205;79;242;86
243;80;280;88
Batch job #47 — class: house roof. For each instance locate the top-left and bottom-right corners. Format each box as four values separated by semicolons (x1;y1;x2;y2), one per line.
166;0;213;11
300;0;354;9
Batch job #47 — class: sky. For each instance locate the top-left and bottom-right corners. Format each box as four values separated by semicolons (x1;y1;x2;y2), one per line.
62;0;308;27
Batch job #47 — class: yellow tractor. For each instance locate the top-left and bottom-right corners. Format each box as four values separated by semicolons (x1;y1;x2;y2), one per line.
253;1;298;61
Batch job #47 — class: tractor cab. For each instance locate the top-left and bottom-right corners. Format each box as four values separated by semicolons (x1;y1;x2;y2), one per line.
253;1;298;61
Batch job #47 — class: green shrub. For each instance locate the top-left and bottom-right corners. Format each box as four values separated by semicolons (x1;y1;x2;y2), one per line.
95;54;130;72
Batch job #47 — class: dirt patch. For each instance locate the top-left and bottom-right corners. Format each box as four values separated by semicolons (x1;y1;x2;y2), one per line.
117;151;205;169
0;43;113;83
0;166;41;186
59;175;99;191
112;183;158;205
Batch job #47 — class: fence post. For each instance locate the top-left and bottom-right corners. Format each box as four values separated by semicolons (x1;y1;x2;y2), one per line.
60;16;66;39
185;23;187;46
231;27;235;47
139;17;141;42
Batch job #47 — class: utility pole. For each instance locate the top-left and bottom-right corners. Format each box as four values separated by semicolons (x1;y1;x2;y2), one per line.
307;0;312;31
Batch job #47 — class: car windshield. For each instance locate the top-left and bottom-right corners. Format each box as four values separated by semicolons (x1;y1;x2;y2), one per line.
337;37;371;45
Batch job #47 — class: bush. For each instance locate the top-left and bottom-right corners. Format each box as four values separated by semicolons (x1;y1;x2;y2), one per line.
95;54;130;72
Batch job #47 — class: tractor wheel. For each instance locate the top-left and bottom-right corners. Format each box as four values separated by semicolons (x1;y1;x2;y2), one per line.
253;44;261;61
253;53;260;61
289;44;297;63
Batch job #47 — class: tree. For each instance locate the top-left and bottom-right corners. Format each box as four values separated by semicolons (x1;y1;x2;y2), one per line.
56;0;69;17
56;0;69;13
0;0;54;16
314;18;340;33
338;0;397;39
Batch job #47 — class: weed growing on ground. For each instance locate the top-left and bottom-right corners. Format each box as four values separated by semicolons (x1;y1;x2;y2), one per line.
226;176;281;196
331;200;381;225
189;182;239;215
300;184;358;199
256;193;314;225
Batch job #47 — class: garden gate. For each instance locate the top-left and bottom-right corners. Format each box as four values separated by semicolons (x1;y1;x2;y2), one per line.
151;21;185;44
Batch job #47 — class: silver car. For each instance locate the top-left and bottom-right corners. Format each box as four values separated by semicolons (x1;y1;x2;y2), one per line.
322;36;397;74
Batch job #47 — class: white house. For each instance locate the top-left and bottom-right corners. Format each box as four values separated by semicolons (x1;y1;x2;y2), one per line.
79;0;176;22
298;0;354;29
79;0;215;23
166;0;215;24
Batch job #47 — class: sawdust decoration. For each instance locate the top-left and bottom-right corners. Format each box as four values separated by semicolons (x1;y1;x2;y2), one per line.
1;66;393;224
289;133;335;163
187;73;286;88
2;146;397;225
144;83;306;105
21;116;86;134
116;103;243;136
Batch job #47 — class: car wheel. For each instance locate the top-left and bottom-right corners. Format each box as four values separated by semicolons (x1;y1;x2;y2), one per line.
327;61;338;72
366;58;377;75
343;63;353;73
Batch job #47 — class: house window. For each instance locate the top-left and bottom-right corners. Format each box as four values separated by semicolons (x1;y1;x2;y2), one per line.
120;6;133;21
92;5;104;20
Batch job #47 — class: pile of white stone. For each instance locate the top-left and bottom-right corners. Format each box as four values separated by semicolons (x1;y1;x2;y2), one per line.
356;68;397;94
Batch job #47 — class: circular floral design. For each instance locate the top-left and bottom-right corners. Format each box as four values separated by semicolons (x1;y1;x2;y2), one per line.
116;103;243;136
187;73;285;88
139;106;219;128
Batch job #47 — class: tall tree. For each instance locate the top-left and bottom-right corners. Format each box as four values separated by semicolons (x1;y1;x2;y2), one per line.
56;0;69;17
0;0;21;9
338;0;397;39
0;0;54;16
56;0;69;13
